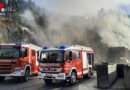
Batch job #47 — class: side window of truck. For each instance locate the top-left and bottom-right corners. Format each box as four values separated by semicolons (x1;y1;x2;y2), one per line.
66;51;72;61
87;53;92;64
66;51;70;60
32;50;36;56
23;48;28;57
76;51;80;59
73;51;76;60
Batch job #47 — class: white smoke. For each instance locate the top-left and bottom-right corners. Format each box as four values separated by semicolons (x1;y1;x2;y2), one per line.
20;0;130;62
95;10;130;48
22;0;130;48
21;9;130;47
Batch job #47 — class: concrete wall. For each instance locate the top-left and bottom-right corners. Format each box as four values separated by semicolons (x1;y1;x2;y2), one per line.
124;65;130;89
117;64;124;78
97;64;117;88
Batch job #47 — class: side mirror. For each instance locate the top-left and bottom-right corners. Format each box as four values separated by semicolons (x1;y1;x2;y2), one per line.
37;51;40;60
37;56;40;62
37;58;40;62
68;60;70;63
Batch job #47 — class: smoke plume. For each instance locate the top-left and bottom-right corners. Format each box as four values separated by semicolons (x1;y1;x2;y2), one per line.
20;0;130;62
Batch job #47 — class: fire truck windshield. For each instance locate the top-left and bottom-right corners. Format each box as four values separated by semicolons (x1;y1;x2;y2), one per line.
0;46;21;59
40;50;64;63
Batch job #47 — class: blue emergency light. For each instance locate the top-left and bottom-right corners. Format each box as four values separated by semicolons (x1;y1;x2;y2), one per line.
59;46;69;49
43;46;48;50
16;43;26;45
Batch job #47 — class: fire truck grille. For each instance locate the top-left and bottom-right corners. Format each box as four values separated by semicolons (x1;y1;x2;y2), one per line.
0;65;12;68
0;65;12;74
0;72;11;74
0;68;12;70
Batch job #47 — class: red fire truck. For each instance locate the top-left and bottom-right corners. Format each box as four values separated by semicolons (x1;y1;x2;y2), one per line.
38;45;94;84
0;43;42;81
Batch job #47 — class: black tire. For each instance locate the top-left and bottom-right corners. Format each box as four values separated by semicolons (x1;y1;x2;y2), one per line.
44;79;53;84
23;69;30;81
83;69;91;79
64;77;70;84
0;77;5;82
91;70;94;76
69;72;77;84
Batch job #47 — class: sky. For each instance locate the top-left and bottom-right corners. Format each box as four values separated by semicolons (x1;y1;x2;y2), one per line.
120;5;130;15
32;0;130;15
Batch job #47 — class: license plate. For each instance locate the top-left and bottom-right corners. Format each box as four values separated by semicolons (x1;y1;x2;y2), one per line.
46;74;52;77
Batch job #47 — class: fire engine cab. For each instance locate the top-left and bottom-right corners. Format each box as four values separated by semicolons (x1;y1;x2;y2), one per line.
38;45;94;84
0;43;42;81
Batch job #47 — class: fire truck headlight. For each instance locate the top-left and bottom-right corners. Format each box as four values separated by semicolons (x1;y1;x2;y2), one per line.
57;68;62;72
14;67;22;72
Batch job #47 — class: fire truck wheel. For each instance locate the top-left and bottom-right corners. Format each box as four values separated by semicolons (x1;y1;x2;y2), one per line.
69;72;77;84
23;69;30;81
44;79;53;84
0;77;5;81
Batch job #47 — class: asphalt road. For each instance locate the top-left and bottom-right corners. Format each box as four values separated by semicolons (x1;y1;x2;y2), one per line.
0;74;125;90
